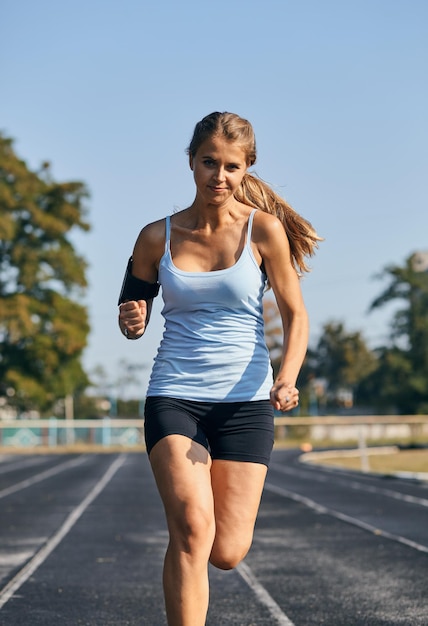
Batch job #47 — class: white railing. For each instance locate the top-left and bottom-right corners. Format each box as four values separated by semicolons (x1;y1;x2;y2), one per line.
0;418;145;449
0;415;427;451
273;414;428;442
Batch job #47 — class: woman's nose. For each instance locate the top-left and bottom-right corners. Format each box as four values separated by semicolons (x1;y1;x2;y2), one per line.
213;167;226;182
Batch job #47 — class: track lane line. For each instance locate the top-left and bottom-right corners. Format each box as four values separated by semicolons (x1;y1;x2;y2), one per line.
237;562;295;625
269;462;428;507
0;456;55;476
0;456;89;499
0;454;126;610
264;481;428;554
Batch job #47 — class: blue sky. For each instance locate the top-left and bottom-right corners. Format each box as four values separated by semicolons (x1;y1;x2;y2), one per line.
2;0;427;398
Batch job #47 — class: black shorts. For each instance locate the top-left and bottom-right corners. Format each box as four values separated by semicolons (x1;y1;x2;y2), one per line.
144;396;275;466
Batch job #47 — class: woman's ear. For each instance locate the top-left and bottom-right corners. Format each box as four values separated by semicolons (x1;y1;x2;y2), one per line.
189;155;194;171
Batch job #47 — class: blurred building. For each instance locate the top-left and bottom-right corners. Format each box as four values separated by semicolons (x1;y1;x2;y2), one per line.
411;251;428;272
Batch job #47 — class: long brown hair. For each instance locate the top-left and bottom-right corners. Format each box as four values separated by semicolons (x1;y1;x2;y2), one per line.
187;111;322;275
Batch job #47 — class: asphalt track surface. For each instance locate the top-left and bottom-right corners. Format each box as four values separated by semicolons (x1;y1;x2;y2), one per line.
0;450;427;625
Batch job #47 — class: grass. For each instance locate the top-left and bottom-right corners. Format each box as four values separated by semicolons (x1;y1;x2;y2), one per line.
303;448;428;475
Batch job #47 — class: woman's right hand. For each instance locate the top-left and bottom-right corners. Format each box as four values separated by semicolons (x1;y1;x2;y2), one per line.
118;300;147;339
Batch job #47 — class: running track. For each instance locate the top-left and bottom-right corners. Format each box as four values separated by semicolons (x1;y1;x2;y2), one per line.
0;450;427;625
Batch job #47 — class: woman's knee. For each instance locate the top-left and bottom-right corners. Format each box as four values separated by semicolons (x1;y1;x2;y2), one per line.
209;536;252;570
168;503;215;555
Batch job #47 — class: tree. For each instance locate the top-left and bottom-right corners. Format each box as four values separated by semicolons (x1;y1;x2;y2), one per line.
303;321;377;411
0;134;91;413
366;252;428;413
263;295;283;377
263;293;312;413
317;322;376;390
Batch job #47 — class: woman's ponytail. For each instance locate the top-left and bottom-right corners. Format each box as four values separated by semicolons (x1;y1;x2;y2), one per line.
187;111;322;274
235;173;322;276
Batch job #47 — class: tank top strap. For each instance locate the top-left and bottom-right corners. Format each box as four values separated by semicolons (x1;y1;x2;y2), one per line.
246;209;257;249
164;215;171;253
165;211;255;254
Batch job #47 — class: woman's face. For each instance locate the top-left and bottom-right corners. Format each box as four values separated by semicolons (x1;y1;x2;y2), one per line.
190;135;248;206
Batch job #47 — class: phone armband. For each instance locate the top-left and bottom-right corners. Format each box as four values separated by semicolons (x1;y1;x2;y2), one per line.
118;257;160;305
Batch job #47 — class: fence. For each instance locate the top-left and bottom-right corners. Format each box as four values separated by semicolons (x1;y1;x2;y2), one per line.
0;415;427;451
0;418;145;450
273;414;428;443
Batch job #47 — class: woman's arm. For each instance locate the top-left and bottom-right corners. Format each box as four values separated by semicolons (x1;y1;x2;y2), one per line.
118;219;164;339
254;212;309;412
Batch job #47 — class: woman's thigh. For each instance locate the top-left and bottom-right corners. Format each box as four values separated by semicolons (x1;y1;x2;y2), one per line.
210;459;268;569
149;434;216;549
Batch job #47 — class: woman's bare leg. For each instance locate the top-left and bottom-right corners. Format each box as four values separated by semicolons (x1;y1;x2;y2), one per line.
149;435;215;626
209;460;268;570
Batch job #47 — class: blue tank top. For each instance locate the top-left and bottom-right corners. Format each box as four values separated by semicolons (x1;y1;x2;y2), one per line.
146;209;273;401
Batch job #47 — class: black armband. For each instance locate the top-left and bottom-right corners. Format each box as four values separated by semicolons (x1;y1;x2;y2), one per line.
118;257;160;306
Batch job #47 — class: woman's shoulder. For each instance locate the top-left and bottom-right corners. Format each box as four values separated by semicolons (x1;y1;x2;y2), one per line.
252;209;287;242
132;217;168;268
137;216;167;245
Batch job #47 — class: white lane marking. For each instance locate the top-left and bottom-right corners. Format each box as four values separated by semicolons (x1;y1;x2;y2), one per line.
0;552;35;567
0;456;53;476
0;454;126;610
264;481;428;554
237;561;295;626
0;539;48;584
0;456;89;499
269;462;428;507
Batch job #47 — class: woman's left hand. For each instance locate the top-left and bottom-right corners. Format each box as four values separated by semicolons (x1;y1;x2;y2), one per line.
270;381;299;412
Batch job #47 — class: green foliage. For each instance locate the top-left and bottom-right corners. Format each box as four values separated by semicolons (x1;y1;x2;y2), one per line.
364;253;428;413
116;399;141;418
315;321;377;391
264;251;428;415
298;321;377;411
357;347;413;413
0;134;91;413
73;393;108;419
